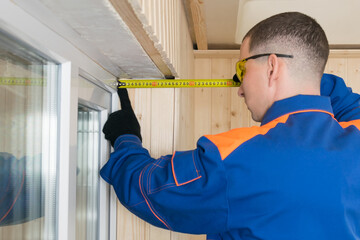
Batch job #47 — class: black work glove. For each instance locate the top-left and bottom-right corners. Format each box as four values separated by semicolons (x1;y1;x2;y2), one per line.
103;88;142;147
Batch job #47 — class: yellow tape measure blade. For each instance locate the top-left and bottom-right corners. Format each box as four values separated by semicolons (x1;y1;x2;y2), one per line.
117;79;240;88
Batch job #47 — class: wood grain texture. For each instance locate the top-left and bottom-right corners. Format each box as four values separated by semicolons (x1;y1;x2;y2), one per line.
346;58;360;93
194;58;212;144
133;0;194;77
188;0;208;50
325;58;348;84
110;0;173;77
149;88;174;240
211;58;231;134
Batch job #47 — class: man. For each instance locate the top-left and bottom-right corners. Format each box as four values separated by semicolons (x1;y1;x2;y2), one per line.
101;12;360;239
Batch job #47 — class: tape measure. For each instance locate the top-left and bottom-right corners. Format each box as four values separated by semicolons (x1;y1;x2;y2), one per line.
0;77;46;86
0;77;240;89
117;79;240;88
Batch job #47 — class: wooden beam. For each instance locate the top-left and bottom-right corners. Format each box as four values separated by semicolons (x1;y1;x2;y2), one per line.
188;0;208;50
194;50;240;59
109;0;173;78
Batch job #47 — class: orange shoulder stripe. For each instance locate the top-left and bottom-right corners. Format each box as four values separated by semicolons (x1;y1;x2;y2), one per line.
339;119;360;130
205;110;334;161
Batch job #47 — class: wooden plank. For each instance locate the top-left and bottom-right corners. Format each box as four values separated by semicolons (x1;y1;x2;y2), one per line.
194;50;240;59
329;50;360;58
109;0;173;77
347;58;360;93
142;0;152;27
170;0;175;64
181;0;196;46
159;0;164;46
171;232;205;240
194;58;212;144
164;0;170;55
173;88;195;151
325;58;347;84
211;58;232;134
188;0;208;50
117;203;148;240
149;88;175;240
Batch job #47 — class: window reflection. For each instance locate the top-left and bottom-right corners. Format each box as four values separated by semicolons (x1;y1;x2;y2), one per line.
0;32;58;239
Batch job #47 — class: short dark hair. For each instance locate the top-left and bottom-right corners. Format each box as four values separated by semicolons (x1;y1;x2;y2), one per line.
243;12;329;79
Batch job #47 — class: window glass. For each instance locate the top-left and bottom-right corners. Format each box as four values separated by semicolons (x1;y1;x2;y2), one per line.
76;105;100;240
0;32;59;239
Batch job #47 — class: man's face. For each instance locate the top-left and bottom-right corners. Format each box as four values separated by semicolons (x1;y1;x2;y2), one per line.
238;38;272;122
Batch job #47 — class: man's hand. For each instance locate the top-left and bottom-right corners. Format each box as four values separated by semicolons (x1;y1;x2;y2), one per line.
103;88;142;147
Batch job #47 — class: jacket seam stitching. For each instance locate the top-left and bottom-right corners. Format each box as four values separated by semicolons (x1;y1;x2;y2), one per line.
139;164;172;230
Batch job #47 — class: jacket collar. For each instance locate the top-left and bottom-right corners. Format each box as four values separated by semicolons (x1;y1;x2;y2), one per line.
261;95;334;126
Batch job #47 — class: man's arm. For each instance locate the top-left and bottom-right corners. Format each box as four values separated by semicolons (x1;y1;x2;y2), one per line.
100;135;228;234
321;73;360;121
101;89;229;234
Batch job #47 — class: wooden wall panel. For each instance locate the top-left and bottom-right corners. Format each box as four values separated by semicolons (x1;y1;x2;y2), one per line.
211;58;232;134
325;58;348;84
194;58;212;144
347;59;360;93
148;88;175;240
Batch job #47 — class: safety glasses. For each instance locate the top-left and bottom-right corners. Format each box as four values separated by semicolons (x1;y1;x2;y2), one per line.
235;53;294;85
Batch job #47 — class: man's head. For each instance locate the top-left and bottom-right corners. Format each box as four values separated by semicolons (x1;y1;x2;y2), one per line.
238;12;329;122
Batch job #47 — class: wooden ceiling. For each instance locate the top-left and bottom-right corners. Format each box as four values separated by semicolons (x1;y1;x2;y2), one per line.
183;0;360;50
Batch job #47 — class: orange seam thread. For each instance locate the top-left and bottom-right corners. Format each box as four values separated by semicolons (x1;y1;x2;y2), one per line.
150;183;177;195
139;166;171;230
147;158;158;193
150;183;176;193
148;157;164;193
191;151;200;177
129;200;146;208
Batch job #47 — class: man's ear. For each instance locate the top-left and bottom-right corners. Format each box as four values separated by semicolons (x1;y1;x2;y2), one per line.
267;54;279;87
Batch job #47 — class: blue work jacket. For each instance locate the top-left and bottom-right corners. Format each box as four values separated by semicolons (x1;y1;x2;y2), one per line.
100;74;360;240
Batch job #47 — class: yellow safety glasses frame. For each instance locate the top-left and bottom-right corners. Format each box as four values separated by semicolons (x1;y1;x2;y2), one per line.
235;53;293;85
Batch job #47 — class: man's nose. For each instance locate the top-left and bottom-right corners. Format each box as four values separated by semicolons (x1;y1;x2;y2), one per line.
238;85;244;97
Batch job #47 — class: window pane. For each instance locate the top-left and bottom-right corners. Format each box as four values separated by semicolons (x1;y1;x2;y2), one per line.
0;32;59;239
76;105;100;240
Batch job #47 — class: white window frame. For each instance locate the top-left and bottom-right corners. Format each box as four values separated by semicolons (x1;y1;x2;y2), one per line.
0;1;118;240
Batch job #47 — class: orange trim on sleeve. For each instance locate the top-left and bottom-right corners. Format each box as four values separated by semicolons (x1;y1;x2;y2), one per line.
171;152;202;186
339;119;360;130
205;110;334;161
171;152;179;186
